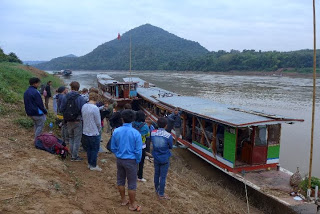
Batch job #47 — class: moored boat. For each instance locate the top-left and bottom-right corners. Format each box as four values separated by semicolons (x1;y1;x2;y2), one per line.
123;77;313;210
97;74;138;107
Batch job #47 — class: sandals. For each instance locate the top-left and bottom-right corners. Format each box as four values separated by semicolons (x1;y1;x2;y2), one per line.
129;205;141;212
121;201;129;206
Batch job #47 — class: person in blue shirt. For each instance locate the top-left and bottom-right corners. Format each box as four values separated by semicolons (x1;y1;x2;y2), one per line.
24;77;47;139
111;109;143;212
132;110;150;182
151;117;173;200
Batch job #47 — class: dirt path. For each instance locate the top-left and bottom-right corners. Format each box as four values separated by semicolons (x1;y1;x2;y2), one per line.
0;114;264;214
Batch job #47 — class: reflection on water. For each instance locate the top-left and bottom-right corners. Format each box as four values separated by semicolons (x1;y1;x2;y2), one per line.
49;70;320;177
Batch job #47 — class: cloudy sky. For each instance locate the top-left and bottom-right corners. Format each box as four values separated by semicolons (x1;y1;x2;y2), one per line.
0;0;319;61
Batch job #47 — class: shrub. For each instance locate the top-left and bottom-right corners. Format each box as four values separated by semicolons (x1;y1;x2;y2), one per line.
14;117;34;129
299;176;320;192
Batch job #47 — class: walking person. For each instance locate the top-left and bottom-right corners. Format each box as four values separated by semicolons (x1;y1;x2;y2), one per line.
82;92;102;171
60;81;86;161
44;81;52;110
80;88;89;102
151;117;173;200
24;77;47;139
168;108;182;147
133;110;150;182
111;110;143;212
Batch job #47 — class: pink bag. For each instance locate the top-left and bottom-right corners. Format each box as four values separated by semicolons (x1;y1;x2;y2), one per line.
43;89;47;97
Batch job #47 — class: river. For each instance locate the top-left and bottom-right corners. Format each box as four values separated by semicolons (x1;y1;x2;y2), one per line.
50;70;320;177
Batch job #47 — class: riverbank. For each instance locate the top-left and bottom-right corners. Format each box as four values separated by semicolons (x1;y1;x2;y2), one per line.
0;62;265;213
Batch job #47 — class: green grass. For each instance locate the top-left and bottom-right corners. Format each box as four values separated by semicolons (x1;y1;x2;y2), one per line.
14;117;34;129
0;62;63;104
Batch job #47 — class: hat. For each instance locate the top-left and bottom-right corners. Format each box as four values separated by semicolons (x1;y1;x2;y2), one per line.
57;86;66;93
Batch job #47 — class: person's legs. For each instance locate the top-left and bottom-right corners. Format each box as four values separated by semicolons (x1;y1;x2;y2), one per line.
67;122;75;158
125;159;139;210
154;161;161;194
31;115;46;138
90;135;100;167
137;148;146;179
174;127;181;146
158;162;170;197
72;121;83;158
85;135;92;166
45;97;49;110
117;159;127;204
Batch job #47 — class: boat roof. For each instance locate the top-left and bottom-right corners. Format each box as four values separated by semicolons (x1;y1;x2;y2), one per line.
158;96;303;127
98;74;138;85
123;77;156;87
126;77;304;127
124;77;180;103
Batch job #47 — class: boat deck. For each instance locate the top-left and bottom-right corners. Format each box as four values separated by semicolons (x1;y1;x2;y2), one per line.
234;169;305;206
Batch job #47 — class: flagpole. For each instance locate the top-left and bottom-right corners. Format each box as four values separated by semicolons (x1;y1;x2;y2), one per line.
129;35;132;81
307;0;316;199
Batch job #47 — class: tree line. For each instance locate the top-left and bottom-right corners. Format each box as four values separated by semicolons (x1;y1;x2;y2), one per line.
0;47;22;64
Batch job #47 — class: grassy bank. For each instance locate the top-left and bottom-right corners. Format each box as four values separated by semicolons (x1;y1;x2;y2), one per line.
0;62;63;129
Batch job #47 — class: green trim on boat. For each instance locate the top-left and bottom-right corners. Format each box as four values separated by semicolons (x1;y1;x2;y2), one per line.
267;145;280;159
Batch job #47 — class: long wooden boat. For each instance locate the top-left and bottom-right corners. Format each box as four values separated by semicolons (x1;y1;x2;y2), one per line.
97;74;138;107
123;77;316;211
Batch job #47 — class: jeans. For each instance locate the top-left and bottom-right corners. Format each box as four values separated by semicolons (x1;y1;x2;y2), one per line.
30;115;46;139
154;160;170;196
61;122;69;143
137;148;146;179
84;135;100;167
45;96;50;110
67;121;83;158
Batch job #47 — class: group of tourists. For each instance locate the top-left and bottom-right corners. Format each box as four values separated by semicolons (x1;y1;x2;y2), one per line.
23;77;180;212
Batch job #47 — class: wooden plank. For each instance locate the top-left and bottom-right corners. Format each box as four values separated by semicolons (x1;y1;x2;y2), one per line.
182;114;187;139
212;123;217;156
196;117;212;149
201;119;205;145
192;116;196;141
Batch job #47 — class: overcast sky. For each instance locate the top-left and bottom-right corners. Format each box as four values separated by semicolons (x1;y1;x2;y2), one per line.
1;0;319;61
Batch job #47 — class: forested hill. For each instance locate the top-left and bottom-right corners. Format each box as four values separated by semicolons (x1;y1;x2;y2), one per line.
35;24;209;70
176;49;320;72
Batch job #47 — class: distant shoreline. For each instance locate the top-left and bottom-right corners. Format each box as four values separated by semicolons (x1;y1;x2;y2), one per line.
49;69;319;78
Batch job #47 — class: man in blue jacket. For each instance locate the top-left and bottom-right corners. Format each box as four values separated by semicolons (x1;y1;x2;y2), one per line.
24;77;47;139
151;117;173;200
111;109;143;212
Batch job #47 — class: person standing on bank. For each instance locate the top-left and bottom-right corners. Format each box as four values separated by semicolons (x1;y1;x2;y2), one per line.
24;77;47;139
168;108;182;147
44;81;52;110
151;117;173;200
60;81;86;161
133;110;150;182
111;110;143;212
82;92;102;171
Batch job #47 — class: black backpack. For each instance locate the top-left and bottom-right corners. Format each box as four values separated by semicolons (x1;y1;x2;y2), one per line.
63;93;81;122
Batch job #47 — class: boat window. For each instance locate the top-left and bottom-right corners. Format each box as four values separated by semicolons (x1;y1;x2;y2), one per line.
254;126;267;146
267;124;281;145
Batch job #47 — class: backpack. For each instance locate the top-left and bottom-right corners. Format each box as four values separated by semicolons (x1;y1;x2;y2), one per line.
40;84;45;95
63;93;81;122
43;89;47;97
35;133;69;159
133;122;146;132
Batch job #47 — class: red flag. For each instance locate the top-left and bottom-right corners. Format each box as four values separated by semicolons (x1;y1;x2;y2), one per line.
117;33;121;40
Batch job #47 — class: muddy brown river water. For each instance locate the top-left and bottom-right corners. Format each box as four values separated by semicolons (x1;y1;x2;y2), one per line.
50;70;320;177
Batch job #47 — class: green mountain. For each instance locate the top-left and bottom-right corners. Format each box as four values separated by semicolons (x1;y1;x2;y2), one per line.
36;24;209;70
